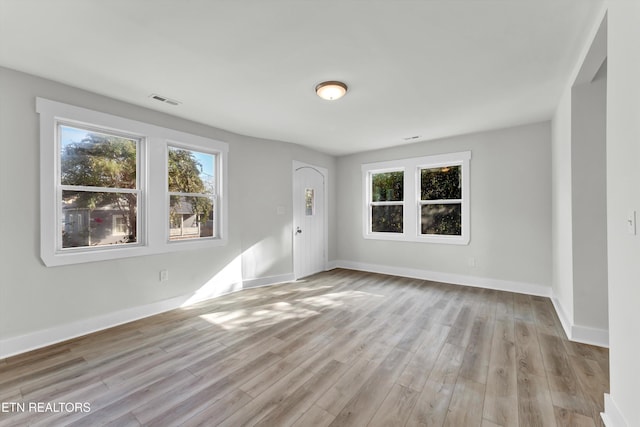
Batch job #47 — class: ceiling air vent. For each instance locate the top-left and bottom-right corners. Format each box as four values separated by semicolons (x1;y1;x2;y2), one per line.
403;135;421;141
149;94;182;106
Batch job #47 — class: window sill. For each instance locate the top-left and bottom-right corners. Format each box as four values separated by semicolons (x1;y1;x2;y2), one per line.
363;232;470;245
42;238;228;267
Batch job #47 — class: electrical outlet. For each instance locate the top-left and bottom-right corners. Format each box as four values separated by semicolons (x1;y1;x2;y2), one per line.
468;257;476;267
159;270;169;282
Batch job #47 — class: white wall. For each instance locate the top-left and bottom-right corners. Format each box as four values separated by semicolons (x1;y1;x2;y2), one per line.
553;3;640;424
0;67;336;357
335;122;552;293
603;1;640;426
552;89;575;326
571;64;608;332
551;11;609;347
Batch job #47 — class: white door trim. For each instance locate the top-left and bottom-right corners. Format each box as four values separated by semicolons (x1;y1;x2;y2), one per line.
292;160;328;279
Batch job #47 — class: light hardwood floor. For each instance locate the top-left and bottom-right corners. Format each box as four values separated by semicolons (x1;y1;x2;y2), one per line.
0;269;609;426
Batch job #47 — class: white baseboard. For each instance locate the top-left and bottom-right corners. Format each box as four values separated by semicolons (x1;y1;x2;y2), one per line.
571;323;609;348
0;294;189;359
0;274;295;359
551;294;609;348
551;296;574;340
242;273;296;290
332;260;551;297
1;264;609;358
333;260;610;348
602;394;629;427
326;260;340;271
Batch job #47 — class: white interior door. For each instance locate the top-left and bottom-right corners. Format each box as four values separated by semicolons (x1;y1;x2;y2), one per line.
293;163;326;279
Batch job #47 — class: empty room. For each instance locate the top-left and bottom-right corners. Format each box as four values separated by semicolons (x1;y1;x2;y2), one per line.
0;1;638;426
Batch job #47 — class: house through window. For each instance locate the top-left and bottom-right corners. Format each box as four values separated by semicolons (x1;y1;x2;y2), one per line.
168;146;216;241
37;98;228;266
59;124;140;248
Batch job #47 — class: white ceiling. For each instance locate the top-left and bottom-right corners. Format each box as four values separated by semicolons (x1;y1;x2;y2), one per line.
0;1;602;155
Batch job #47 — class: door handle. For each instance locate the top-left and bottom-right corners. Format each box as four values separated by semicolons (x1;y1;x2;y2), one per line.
296;227;302;234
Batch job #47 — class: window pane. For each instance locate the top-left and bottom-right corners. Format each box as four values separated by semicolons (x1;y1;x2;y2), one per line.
421;203;461;235
61;190;137;248
168;147;215;195
372;205;403;233
60;125;137;189
305;188;314;216
169;195;214;240
372;171;403;202
112;215;128;235
421;165;461;200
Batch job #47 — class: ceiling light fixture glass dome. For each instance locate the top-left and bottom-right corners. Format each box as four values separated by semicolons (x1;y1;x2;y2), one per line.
315;81;348;101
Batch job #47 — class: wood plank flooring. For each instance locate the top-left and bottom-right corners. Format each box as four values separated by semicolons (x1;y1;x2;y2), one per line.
0;269;609;426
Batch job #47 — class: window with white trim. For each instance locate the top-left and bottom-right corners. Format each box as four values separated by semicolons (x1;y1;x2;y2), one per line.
419;165;462;236
37;98;228;266
59;124;142;248
167;145;216;241
362;151;470;244
370;169;404;233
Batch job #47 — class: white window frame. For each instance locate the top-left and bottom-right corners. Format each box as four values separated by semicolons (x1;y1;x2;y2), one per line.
362;151;471;245
366;167;406;237
37;98;228;266
166;142;219;243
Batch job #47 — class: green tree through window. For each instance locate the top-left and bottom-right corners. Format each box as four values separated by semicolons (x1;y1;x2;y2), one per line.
371;171;404;233
420;166;462;235
60;127;138;247
168;147;215;240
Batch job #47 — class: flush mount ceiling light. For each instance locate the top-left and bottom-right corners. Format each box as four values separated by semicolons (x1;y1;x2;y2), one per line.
315;81;348;101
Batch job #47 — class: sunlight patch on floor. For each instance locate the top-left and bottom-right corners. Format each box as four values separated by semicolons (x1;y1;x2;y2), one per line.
198;302;319;331
196;289;386;331
296;290;383;308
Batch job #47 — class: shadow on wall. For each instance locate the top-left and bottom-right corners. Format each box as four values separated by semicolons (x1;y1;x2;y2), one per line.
180;253;244;307
180;226;292;307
